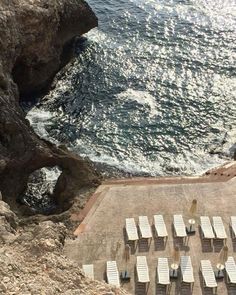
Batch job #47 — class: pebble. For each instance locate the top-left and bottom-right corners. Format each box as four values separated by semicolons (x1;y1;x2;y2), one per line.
0;282;7;292
3;276;10;283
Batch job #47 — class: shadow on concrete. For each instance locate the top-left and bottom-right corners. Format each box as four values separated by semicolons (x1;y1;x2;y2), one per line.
213;239;224;252
155;267;171;294
156;284;170;294
198;270;215;295
138;238;150;253
229;226;236;252
151;224;167;251
198;227;213;253
122;227;137;254
179;282;194;295
134;265;150;295
227;284;236;295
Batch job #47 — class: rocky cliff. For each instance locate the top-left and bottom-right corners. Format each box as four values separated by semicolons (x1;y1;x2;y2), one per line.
0;0;101;212
0;198;129;294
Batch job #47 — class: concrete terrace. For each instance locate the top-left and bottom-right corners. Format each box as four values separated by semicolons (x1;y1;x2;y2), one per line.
64;161;236;295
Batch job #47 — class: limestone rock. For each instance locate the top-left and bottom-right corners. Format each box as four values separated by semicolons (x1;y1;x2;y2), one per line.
0;201;18;228
0;0;101;212
0;218;130;294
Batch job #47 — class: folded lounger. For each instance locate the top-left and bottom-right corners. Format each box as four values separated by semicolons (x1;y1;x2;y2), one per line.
106;261;120;287
126;218;139;242
212;216;227;243
173;215;187;240
230;216;236;239
154;215;168;241
200;260;217;294
225;256;236;285
82;264;94;280
138;216;152;240
136;256;150;284
200;216;215;244
157;257;170;289
180;256;194;288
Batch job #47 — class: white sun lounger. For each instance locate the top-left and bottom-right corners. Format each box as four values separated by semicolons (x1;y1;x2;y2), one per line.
154;215;168;240
82;264;94;280
230;216;236;239
180;256;194;287
200;260;217;293
138;216;152;239
157;258;170;287
212;216;227;242
173;215;187;238
125;218;139;241
200;216;215;241
225;256;236;284
136;256;150;283
106;261;120;287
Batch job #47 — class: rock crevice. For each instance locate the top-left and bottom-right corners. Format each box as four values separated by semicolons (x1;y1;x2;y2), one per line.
0;0;100;212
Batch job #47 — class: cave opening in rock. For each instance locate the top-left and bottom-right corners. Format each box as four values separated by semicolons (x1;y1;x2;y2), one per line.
18;166;62;215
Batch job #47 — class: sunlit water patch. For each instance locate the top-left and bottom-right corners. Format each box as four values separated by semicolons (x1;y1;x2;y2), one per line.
27;0;236;177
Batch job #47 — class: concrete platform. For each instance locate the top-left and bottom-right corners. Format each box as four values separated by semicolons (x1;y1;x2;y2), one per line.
64;170;236;295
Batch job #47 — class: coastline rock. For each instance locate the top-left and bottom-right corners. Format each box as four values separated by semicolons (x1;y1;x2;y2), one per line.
0;0;101;212
0;200;129;294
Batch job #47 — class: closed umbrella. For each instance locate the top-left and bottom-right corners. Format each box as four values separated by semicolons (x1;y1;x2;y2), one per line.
123;244;131;280
124;244;131;262
188;199;197;231
171;245;180;277
216;245;228;277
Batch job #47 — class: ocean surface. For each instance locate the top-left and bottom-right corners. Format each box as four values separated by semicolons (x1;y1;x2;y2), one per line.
27;0;236;178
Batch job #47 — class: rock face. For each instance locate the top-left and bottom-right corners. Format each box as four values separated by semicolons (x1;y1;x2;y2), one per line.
0;200;129;294
0;0;101;212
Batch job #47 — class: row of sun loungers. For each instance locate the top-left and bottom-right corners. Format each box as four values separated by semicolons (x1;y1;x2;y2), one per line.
83;256;236;290
200;216;227;243
125;215;168;242
126;215;236;243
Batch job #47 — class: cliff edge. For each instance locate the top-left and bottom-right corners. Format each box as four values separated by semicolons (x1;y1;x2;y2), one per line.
0;0;101;212
0;198;129;294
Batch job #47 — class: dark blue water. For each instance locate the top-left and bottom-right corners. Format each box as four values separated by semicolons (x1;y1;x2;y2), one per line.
28;0;236;177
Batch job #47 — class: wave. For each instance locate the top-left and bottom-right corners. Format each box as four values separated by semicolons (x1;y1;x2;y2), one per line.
117;88;159;117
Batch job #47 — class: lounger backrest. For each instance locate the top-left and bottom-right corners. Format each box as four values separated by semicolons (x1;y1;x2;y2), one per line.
225;256;236;284
154;215;168;237
157;258;170;285
213;216;227;239
231;216;236;235
180;256;194;283
174;215;186;237
106;261;120;287
126;218;138;241
136;256;150;283
201;260;217;288
82;264;94;280
139;216;152;239
200;216;215;239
